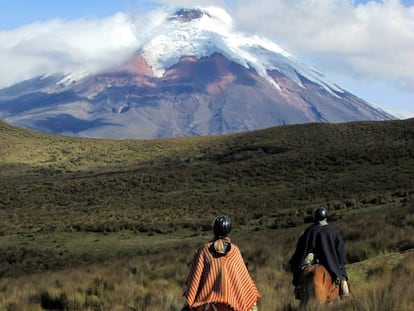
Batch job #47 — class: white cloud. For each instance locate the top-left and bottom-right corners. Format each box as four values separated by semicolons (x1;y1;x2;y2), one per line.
216;0;414;117
0;13;138;87
1;0;412;90
0;0;412;117
229;0;414;92
150;0;414;94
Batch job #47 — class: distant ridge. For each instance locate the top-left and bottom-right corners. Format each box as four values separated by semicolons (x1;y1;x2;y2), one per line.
1;118;412;178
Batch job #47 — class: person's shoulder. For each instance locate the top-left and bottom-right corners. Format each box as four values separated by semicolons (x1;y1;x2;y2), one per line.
194;241;213;253
320;223;339;234
202;241;214;249
230;242;240;250
304;223;318;232
227;242;243;257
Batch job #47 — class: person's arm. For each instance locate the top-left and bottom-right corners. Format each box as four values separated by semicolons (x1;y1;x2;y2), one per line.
335;233;348;278
335;235;346;263
289;229;309;272
184;246;205;306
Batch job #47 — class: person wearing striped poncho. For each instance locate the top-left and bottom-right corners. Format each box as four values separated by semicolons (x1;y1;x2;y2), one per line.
182;216;262;311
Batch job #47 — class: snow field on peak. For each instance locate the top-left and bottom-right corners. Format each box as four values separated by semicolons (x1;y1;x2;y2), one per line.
140;6;344;95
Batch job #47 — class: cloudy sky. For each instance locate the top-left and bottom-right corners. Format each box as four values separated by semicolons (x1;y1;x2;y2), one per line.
0;0;413;118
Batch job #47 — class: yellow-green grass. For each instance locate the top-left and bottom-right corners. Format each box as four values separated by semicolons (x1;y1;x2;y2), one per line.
0;231;413;310
1;118;414;310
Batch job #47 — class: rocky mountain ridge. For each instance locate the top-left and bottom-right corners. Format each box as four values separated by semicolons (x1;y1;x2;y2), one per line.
0;7;394;139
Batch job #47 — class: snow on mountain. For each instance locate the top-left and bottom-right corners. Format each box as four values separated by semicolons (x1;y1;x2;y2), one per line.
0;6;395;139
141;7;343;94
57;72;90;87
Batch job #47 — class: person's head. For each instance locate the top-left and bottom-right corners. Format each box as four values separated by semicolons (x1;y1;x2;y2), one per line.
313;207;328;223
213;215;232;238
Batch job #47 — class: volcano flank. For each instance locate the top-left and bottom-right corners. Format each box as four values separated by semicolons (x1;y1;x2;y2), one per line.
0;7;394;139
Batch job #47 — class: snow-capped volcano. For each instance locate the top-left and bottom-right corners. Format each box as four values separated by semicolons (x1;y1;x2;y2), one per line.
0;7;394;139
142;7;341;93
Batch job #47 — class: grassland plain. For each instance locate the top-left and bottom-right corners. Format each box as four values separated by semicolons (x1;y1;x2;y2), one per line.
0;118;414;310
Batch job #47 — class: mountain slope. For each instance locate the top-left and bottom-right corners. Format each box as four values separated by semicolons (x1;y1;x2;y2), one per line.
1;118;414;290
0;7;394;139
1;118;413;183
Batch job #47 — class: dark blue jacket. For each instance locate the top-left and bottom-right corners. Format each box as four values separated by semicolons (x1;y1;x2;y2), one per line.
289;222;348;285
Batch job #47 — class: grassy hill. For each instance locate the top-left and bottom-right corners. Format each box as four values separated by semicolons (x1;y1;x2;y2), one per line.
0;119;414;310
1;118;413;234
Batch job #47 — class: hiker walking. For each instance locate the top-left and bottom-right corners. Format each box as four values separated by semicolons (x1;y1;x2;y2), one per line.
289;207;350;298
182;216;262;311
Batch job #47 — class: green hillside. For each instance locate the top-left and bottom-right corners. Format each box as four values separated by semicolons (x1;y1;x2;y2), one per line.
1;118;413;234
0;119;414;310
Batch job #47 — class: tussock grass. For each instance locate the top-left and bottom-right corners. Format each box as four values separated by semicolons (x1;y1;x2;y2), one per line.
0;118;413;309
0;233;413;310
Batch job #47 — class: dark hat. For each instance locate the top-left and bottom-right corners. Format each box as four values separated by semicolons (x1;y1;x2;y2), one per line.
313;207;328;222
213;215;232;238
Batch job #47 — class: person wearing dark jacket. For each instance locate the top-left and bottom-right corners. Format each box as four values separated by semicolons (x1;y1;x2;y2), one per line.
289;207;349;297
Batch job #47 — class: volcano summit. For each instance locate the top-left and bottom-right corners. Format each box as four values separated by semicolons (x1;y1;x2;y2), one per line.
0;7;394;139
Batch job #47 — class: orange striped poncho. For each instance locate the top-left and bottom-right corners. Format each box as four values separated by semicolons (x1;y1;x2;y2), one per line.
184;239;262;311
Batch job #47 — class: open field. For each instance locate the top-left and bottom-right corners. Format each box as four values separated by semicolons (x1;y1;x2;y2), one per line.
0;118;413;310
1;209;413;310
